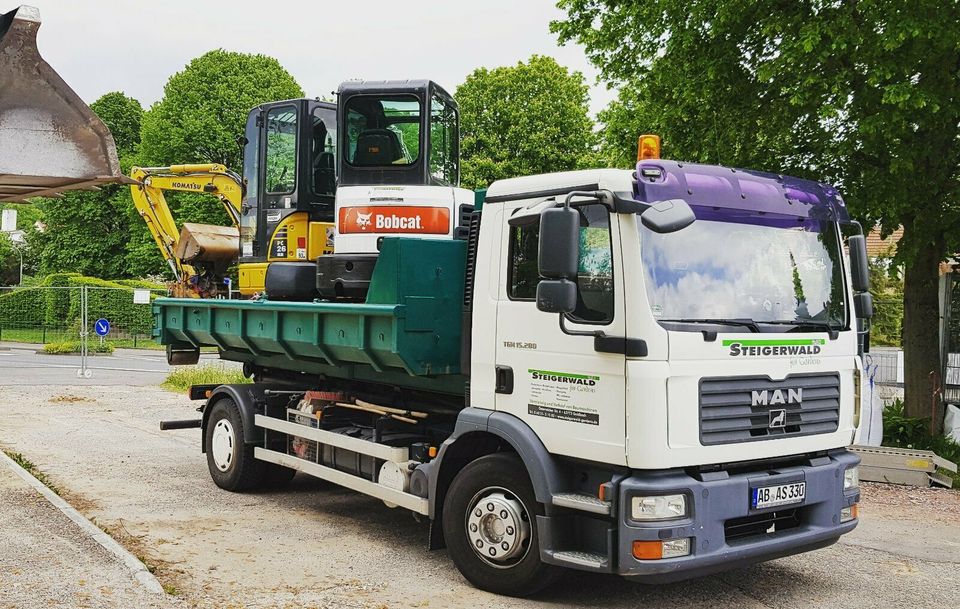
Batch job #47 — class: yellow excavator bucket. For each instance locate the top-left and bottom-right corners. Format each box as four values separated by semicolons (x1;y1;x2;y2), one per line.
0;5;125;202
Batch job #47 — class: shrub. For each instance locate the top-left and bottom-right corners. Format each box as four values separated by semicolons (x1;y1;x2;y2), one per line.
42;340;114;354
162;365;249;393
882;400;960;486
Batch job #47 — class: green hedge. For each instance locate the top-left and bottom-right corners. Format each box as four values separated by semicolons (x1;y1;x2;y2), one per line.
0;274;162;337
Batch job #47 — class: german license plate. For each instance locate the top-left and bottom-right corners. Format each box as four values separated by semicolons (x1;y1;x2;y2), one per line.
751;482;805;509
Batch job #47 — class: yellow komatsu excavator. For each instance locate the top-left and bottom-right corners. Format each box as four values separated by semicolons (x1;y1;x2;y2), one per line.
130;98;339;298
129;164;243;298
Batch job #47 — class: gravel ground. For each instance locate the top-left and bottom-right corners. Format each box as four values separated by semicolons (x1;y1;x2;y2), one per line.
1;384;958;609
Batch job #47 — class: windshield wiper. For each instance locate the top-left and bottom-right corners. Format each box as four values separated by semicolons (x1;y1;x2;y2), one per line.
662;318;761;333
764;320;840;338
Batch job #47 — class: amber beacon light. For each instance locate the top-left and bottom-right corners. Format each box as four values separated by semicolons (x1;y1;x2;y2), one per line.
637;134;662;160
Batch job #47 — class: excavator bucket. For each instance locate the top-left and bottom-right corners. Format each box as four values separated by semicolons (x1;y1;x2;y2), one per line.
0;5;125;202
174;223;240;271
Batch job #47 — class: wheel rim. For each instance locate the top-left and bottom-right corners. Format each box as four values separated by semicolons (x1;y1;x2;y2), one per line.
465;486;532;568
211;418;235;472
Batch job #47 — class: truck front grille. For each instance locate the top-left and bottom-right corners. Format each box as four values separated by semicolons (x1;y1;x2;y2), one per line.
725;508;802;543
699;373;840;445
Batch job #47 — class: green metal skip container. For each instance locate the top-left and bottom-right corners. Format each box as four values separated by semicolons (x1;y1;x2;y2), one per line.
154;238;468;392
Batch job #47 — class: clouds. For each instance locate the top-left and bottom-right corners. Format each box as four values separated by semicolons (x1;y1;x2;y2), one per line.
641;219;841;323
29;0;614;115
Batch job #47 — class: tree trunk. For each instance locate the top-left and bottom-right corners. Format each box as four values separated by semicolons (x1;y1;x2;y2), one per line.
901;224;945;433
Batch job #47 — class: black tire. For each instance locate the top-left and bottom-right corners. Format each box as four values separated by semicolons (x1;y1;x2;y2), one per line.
204;397;265;491
442;452;562;597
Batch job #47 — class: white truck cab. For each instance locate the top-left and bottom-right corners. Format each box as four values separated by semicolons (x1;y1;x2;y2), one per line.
450;162;864;585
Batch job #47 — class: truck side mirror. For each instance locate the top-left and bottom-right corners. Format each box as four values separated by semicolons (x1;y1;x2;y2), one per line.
848;234;870;292
854;292;874;319
536;279;577;313
536;206;579;314
640;199;696;233
538;207;579;279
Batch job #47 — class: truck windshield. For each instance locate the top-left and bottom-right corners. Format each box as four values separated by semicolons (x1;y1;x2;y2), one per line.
640;213;846;330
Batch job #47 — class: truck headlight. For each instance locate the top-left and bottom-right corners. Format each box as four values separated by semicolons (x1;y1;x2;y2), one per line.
844;466;859;490
631;494;687;521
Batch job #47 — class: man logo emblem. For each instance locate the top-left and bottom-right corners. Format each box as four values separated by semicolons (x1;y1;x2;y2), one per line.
769;409;787;428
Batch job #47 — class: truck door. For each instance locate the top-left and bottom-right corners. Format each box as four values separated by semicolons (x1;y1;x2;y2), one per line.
494;202;627;466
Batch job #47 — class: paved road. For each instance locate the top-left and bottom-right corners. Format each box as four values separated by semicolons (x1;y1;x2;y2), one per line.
0;343;234;386
1;384;958;608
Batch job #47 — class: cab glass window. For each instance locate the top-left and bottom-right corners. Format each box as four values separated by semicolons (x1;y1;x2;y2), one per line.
345;95;421;167
507;203;614;324
240;110;260;257
429;94;458;185
265;106;297;194
310;106;337;197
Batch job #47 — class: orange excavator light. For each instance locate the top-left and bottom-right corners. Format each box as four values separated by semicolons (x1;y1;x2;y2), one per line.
637;134;661;161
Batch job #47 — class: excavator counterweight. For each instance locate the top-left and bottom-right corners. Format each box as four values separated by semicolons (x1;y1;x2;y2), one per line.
0;5;125;202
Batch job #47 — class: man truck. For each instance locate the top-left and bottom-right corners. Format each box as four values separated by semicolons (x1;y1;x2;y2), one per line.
155;152;871;596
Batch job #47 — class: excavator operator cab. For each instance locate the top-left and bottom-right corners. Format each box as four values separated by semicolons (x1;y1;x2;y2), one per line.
316;80;473;301
238;98;337;294
337;80;459;187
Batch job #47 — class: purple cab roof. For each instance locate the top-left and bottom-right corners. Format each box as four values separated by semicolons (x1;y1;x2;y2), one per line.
634;160;849;224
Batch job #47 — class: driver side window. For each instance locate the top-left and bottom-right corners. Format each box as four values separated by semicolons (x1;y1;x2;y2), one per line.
507;203;614;324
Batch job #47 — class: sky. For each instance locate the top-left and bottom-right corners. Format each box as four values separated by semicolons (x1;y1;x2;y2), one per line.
25;0;617;116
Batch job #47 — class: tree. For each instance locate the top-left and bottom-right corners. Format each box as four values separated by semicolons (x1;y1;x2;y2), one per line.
455;55;595;190
35;92;145;278
554;0;960;430
139;49;303;170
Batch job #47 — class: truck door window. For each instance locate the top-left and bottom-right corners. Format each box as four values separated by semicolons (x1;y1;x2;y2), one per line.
429;94;458;185
310;106;337;197
265;106;297;194
507;203;615;324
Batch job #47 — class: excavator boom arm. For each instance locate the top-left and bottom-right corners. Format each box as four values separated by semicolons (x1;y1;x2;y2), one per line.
129;164;243;296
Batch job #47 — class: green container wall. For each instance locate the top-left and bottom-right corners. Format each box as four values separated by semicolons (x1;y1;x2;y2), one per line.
155;238;467;380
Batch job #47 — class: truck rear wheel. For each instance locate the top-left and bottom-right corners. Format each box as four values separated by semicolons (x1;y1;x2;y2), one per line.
205;397;266;491
441;452;562;596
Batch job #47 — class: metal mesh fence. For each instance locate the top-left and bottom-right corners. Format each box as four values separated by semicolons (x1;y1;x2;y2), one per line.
0;285;164;348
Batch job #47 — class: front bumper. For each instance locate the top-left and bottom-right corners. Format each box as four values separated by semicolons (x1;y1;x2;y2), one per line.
616;449;860;582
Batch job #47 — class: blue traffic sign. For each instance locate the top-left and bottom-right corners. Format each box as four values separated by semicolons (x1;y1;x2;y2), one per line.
94;318;110;337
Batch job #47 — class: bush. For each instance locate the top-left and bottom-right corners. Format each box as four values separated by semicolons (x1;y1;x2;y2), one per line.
0;273;160;340
882;400;960;485
42;340;114;354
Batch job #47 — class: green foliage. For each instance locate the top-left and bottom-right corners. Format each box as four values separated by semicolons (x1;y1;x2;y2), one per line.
870;259;904;347
35;91;145;278
90;92;143;170
139;49;303;170
0;274;158;338
162;365;250;393
883;399;960;485
455;55;595;190
42;340;114;354
553;0;960;421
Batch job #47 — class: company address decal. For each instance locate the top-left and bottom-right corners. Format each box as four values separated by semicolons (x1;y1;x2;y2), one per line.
724;338;825;357
338;206;450;234
527;369;600;425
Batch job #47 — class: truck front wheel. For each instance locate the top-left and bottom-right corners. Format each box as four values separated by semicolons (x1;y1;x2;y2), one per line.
441;452;562;596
